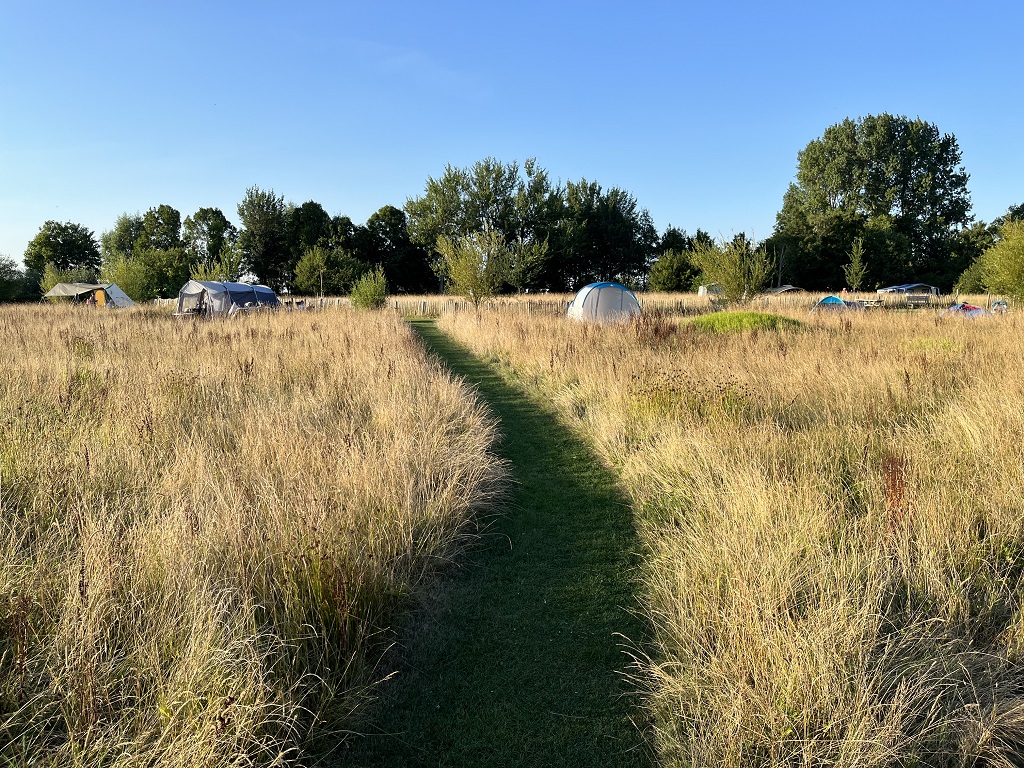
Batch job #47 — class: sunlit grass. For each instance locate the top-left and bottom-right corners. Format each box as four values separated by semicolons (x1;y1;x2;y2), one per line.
438;305;1024;767
0;304;504;765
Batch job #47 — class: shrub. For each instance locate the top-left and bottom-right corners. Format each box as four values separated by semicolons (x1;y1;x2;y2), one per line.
350;265;388;309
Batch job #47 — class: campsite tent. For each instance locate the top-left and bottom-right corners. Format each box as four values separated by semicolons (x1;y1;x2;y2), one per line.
175;281;280;316
697;284;722;297
877;283;938;296
941;302;990;319
811;295;855;313
43;283;135;308
567;282;641;322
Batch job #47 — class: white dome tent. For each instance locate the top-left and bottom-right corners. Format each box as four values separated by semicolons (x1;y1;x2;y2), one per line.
567;282;641;322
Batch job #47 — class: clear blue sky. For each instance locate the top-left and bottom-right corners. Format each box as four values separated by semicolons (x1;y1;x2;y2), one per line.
2;0;1021;265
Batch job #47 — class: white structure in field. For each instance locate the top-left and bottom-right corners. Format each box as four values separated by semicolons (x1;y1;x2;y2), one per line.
567;282;641;322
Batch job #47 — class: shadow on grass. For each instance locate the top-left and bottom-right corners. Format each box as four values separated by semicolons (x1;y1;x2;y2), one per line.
337;319;650;768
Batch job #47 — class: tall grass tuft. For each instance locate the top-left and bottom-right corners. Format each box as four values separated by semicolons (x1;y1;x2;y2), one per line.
0;304;504;765
439;305;1024;767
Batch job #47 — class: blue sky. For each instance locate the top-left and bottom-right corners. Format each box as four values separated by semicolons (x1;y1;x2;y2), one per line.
2;0;1021;265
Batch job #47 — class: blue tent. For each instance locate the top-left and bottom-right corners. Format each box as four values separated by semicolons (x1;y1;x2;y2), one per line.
811;295;850;312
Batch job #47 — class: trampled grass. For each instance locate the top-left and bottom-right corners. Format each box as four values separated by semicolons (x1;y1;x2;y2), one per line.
438;305;1024;766
0;305;504;766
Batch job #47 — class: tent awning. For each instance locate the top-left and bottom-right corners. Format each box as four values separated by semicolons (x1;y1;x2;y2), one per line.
44;282;103;298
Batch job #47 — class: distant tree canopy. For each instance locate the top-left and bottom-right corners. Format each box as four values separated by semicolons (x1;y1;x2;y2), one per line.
648;227;712;292
16;140;1022;304
237;186;291;291
24;221;101;282
770;114;973;291
405;157;657;291
966;219;1024;300
183;207;237;270
0;256;30;301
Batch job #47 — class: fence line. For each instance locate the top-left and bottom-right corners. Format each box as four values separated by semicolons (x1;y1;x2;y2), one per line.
180;291;979;318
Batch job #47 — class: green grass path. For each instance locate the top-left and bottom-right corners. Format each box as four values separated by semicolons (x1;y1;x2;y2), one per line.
338;319;650;767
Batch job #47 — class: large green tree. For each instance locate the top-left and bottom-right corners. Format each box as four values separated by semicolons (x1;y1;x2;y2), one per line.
24;221;101;279
183;207;237;269
406;157;561;290
293;244;367;297
772;114;973;290
557;179;658;289
137;204;183;252
286;201;333;268
648;227;711;291
362;205;435;293
977;219;1024;300
405;158;522;250
100;213;145;263
237;186;290;290
0;256;28;301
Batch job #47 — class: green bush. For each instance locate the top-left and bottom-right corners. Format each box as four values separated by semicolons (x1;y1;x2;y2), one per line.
350;266;388;309
982;220;1024;300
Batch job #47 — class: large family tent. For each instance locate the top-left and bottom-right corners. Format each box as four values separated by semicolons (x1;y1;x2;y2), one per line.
175;281;280;317
941;302;990;319
877;283;939;296
567;282;641;322
43;282;135;308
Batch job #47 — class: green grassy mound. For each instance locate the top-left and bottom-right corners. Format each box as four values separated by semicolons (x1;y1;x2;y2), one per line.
686;310;804;333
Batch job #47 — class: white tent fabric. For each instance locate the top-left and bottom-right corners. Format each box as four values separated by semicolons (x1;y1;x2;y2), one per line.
175;280;279;316
567;282;641;322
102;284;135;308
44;282;102;299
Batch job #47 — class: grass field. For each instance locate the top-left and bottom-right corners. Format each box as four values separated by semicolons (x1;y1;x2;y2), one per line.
0;305;504;766
341;320;649;767
438;304;1024;766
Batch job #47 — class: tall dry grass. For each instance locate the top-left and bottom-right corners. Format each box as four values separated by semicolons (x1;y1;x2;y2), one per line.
0;305;503;766
439;306;1024;766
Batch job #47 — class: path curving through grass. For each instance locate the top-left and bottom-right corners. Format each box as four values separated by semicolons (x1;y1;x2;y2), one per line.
339;319;650;767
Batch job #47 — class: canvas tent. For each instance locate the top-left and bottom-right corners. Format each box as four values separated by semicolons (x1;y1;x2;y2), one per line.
175;280;280;317
43;282;135;308
567;282;641;322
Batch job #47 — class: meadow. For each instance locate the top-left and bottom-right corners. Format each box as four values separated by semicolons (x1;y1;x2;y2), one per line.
438;302;1024;767
0;305;504;766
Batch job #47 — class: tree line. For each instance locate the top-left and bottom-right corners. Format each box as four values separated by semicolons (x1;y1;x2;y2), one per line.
2;113;1022;303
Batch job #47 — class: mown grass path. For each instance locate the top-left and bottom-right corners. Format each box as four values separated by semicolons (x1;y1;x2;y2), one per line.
339;319;650;767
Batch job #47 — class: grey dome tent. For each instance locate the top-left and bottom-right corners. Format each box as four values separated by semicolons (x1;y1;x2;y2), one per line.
567;282;641;322
175;280;279;317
